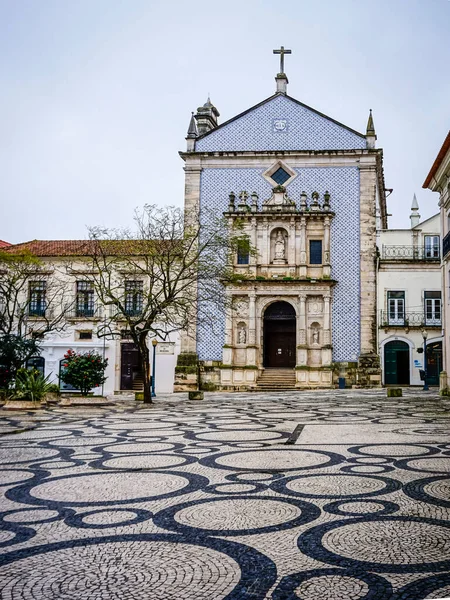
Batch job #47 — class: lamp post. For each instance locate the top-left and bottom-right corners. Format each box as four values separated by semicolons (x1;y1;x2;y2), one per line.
151;339;158;397
422;329;429;391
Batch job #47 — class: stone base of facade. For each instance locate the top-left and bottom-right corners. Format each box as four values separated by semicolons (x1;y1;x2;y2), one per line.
295;366;333;388
217;366;258;391
192;355;382;392
353;353;382;388
174;353;199;392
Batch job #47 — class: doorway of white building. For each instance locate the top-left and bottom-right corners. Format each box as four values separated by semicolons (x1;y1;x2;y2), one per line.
384;340;410;385
120;343;144;391
426;341;442;386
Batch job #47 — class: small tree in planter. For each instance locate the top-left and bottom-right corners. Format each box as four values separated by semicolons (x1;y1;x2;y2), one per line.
59;350;108;396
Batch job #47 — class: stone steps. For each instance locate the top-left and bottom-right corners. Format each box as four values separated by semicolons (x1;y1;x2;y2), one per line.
256;369;296;391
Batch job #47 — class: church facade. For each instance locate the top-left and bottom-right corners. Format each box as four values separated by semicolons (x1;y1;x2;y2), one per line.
179;60;387;390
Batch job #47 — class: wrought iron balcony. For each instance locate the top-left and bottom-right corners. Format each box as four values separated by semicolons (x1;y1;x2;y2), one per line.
380;311;441;328
67;305;103;320
443;232;450;259
381;246;440;261
28;306;46;318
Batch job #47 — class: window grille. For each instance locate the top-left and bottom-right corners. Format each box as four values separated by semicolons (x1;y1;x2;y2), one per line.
124;281;143;316
424;235;440;259
76;281;94;317
387;291;405;325
424;291;441;325
29;282;46;317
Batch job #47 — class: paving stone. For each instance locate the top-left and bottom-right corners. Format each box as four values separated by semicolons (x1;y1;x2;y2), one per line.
0;389;449;599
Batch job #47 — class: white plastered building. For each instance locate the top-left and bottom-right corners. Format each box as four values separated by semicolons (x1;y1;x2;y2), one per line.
3;240;180;395
377;197;442;386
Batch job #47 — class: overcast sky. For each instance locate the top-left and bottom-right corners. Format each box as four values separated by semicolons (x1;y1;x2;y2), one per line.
1;0;449;243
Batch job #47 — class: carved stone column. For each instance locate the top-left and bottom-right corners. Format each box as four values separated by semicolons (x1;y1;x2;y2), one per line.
250;217;257;267
323;295;331;345
324;217;331;264
288;217;295;266
297;294;307;366
248;293;256;345
299;217;307;277
247;292;257;366
262;217;269;265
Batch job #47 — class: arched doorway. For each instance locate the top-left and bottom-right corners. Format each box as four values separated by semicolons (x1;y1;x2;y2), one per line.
263;301;296;368
384;340;410;385
426;341;442;386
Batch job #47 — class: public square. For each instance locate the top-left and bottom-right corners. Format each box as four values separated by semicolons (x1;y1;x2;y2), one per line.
0;389;450;599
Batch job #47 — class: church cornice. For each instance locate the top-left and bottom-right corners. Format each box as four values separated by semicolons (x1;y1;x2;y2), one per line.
179;148;383;160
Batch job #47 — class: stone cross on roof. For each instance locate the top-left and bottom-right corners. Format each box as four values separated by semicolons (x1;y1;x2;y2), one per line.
273;46;292;74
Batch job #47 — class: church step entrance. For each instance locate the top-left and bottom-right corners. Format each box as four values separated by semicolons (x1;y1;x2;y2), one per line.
256;368;296;391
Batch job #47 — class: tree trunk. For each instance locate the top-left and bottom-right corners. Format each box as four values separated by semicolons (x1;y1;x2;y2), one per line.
139;341;152;404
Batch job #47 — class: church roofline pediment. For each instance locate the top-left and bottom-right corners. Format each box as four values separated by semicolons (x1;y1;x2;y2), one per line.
195;92;366;143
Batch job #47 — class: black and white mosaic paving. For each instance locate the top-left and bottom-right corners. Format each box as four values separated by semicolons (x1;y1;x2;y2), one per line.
1;388;450;599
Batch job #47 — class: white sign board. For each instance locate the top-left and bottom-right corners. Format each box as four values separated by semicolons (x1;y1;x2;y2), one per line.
156;342;175;355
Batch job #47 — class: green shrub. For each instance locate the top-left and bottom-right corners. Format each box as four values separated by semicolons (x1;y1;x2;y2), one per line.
13;369;53;402
59;350;108;395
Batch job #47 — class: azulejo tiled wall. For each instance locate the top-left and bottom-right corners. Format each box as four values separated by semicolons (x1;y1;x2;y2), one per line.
197;167;360;363
196;95;366;153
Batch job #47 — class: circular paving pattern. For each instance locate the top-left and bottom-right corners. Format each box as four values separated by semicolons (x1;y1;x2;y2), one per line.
323;499;399;517
3;509;60;524
395;456;450;474
348;444;438;458
64;508;153;529
271;473;401;499
201;448;344;472
10;471;207;507
298;516;450;573
102;442;178;453
191;430;284;442
273;568;392;600
0;535;277;599
99;453;193;470
0;447;60;464
404;476;450;509
153;496;320;536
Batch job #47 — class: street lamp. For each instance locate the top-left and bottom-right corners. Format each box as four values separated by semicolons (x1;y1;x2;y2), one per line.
421;329;429;391
151;339;158;397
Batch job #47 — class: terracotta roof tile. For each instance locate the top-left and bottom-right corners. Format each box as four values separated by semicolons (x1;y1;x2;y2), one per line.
0;240;11;248
3;239;151;257
423;131;450;188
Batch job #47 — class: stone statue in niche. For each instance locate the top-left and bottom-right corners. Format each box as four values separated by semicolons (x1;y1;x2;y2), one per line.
238;325;247;344
274;231;285;260
311;326;320;345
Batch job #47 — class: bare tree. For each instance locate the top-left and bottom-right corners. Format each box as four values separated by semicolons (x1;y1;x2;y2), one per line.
0;249;73;339
85;204;248;404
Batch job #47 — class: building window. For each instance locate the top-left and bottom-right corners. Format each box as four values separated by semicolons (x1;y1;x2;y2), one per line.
309;240;323;265
388;291;405;325
26;356;45;376
76;281;95;317
425;291;441;325
271;167;290;186
124;281;143;316
237;240;249;264
29;282;46;317
424;235;440;259
78;330;93;340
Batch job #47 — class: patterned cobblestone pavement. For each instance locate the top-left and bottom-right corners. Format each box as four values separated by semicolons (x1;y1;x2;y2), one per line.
0;389;450;599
